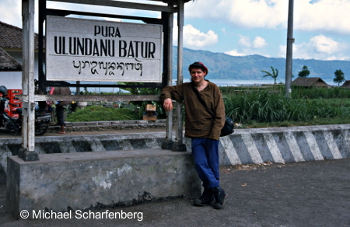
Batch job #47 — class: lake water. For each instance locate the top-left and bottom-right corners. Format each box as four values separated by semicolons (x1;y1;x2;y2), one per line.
187;78;338;87
77;78;338;93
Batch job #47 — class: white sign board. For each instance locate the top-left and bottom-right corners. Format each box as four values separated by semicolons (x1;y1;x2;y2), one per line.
46;16;162;82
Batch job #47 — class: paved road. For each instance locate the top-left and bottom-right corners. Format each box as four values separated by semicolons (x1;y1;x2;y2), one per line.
1;158;350;227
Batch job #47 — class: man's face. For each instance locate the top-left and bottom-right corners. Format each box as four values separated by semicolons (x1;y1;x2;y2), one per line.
190;68;206;83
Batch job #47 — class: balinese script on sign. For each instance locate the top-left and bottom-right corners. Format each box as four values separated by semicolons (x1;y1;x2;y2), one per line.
46;16;162;82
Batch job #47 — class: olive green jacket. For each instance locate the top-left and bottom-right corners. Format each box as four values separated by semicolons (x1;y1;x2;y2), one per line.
161;81;225;140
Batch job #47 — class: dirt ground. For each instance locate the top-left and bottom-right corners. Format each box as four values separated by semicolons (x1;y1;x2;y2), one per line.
1;158;350;227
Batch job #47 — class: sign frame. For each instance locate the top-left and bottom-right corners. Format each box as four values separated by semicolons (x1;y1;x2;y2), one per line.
46;16;163;83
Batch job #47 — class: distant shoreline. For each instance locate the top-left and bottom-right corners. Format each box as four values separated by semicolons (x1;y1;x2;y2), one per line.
68;78;339;93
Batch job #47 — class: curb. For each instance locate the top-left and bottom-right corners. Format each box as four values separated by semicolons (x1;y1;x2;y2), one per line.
48;119;167;132
218;124;350;166
1;124;350;174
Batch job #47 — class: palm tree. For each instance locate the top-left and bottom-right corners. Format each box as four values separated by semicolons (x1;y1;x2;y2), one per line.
261;66;279;84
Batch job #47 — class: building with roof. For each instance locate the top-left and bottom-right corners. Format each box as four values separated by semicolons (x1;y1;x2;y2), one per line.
292;77;330;88
0;47;22;71
0;21;40;89
340;80;350;89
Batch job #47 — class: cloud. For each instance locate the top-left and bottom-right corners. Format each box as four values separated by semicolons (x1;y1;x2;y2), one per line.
224;49;245;56
221;27;227;34
173;24;218;49
0;0;22;28
309;35;342;54
0;0;157;32
185;0;350;34
225;35;269;57
225;48;271;58
279;35;350;60
253;36;268;48
295;0;350;34
238;35;251;48
185;0;288;29
238;35;267;49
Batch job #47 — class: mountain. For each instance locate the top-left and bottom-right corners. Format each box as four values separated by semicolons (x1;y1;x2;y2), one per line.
173;47;350;82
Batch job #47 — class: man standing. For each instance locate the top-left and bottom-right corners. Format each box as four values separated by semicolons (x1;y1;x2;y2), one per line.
161;62;227;209
51;86;71;134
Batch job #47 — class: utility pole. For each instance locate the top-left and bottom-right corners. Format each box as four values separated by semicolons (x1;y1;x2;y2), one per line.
285;0;294;98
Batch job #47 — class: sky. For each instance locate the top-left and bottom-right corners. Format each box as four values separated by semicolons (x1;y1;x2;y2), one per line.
1;0;350;61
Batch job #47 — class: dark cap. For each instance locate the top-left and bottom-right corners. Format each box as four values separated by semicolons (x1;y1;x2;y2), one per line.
188;62;209;74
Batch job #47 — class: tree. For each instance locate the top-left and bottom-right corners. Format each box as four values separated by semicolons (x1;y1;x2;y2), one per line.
261;66;279;84
298;65;310;78
333;69;345;86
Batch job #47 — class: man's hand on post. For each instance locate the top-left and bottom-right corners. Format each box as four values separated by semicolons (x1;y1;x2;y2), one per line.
163;98;173;112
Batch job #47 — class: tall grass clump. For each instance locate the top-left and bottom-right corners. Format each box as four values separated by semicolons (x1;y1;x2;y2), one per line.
292;86;350;99
224;90;350;124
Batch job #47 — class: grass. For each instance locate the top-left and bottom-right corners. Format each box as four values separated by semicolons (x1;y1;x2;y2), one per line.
67;106;139;122
243;116;350;128
222;85;350;128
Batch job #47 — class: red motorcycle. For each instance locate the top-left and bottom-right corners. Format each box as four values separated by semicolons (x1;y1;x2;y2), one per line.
0;86;51;136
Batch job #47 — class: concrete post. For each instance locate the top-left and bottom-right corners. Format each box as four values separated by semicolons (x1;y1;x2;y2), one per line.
162;1;174;150
20;0;39;161
172;0;186;152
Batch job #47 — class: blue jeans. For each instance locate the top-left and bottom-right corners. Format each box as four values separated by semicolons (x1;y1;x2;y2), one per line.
191;138;220;189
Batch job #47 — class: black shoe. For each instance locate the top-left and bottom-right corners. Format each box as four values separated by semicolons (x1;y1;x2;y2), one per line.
212;187;227;209
193;189;214;206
